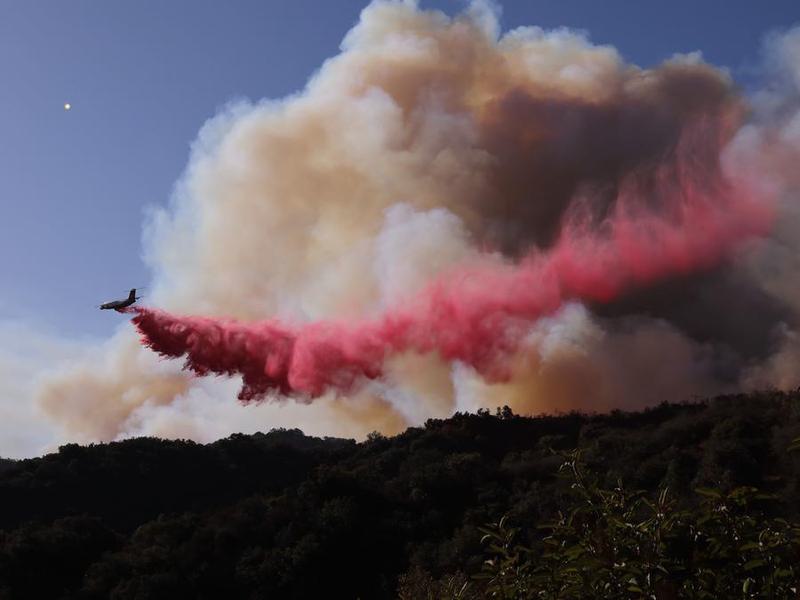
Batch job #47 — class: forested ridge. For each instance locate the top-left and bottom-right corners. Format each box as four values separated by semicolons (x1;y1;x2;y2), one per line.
1;390;799;599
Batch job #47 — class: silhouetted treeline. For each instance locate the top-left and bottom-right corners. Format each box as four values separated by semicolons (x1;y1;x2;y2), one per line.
1;390;799;599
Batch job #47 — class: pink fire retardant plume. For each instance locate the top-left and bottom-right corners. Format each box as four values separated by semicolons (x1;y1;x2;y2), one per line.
129;167;775;403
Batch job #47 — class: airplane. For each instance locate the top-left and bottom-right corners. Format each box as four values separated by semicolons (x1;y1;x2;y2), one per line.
99;288;141;312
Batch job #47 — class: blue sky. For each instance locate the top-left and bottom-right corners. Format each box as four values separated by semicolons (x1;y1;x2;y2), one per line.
1;0;799;339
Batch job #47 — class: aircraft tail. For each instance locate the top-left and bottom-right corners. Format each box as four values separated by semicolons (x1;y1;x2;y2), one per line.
128;289;137;301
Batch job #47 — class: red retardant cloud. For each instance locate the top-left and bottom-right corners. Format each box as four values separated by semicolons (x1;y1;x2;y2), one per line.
129;163;775;403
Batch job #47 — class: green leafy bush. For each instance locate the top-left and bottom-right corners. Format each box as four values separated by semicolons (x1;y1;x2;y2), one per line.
409;449;800;599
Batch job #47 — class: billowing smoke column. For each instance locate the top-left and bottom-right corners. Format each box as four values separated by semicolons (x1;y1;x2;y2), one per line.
129;151;774;401
34;1;800;448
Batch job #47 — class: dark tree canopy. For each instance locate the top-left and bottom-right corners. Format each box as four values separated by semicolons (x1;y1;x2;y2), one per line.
0;390;799;599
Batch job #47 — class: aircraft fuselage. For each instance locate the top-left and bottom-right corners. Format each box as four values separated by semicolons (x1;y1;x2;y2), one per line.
100;289;139;312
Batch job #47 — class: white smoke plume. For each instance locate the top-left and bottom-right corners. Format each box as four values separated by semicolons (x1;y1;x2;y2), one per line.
0;320;88;458
23;1;800;455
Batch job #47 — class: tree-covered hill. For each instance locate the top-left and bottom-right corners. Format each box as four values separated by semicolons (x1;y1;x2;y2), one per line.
1;390;799;599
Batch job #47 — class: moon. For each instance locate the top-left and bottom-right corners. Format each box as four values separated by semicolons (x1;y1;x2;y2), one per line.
64;103;71;111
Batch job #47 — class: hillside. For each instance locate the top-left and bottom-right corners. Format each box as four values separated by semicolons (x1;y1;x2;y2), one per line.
1;391;799;599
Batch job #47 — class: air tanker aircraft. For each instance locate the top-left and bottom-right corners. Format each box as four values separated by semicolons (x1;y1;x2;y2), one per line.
99;288;141;312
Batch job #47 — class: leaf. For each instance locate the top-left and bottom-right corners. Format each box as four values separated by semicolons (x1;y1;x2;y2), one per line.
754;493;778;501
743;577;754;593
743;559;766;571
695;487;722;499
739;542;760;551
